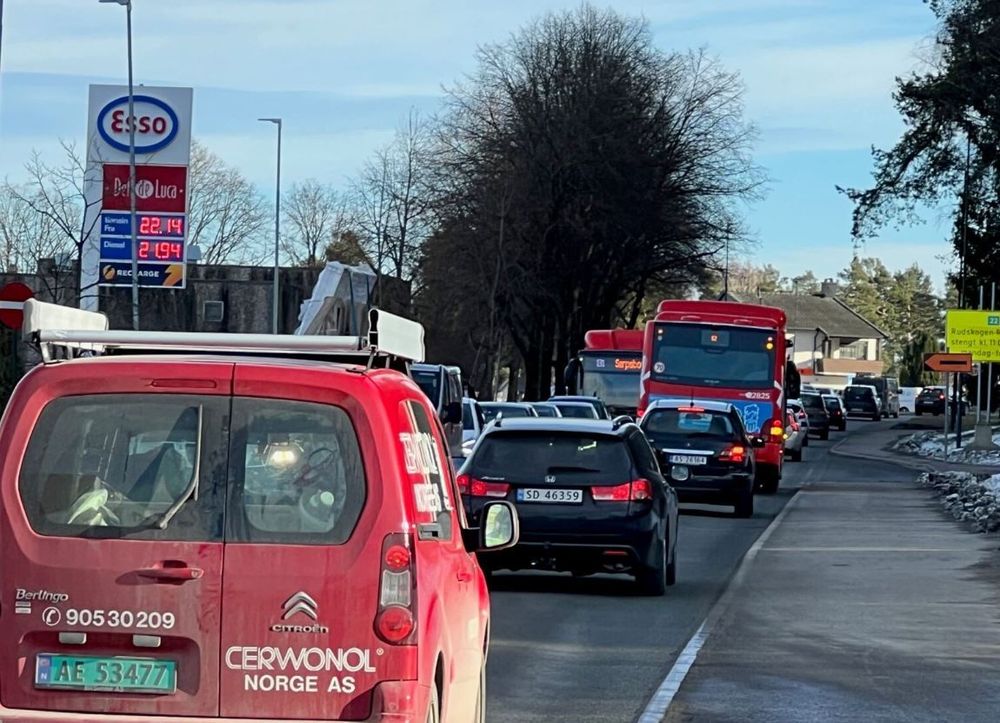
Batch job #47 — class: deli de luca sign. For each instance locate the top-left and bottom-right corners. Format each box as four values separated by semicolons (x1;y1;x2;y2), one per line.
102;164;187;213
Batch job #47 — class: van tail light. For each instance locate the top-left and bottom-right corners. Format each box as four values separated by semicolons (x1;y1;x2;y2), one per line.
592;479;652;502
456;474;509;498
376;533;416;645
719;445;746;464
768;419;784;438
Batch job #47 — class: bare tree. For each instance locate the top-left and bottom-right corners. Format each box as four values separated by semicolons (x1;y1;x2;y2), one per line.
351;110;433;280
2;141;102;299
0;184;70;274
283;179;351;267
187;140;270;265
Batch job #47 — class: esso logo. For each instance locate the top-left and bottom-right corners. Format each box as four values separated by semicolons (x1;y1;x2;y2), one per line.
97;95;179;154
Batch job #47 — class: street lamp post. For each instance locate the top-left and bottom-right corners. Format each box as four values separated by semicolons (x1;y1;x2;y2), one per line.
100;0;140;330
259;118;282;334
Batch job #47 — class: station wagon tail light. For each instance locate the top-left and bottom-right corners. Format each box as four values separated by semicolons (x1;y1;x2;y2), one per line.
719;445;746;463
457;474;510;498
592;479;652;502
376;533;417;645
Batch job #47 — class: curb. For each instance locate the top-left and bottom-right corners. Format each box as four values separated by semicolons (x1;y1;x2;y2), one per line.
828;434;937;474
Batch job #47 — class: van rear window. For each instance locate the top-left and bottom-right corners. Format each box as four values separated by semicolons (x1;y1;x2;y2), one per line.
228;398;366;545
18;395;366;544
19;395;228;541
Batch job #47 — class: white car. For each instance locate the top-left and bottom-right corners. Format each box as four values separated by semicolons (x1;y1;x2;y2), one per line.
898;387;922;414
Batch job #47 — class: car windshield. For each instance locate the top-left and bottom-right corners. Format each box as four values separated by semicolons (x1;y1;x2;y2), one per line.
642;409;739;447
651;323;775;389
555;404;599;419
532;404;560;418
412;369;442;408
801;394;825;410
845;388;873;401
480;404;531;422
470;432;631;484
823;397;842;410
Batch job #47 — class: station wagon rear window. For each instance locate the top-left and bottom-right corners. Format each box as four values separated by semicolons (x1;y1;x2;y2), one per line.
642;409;738;445
471;432;631;485
18;395;367;544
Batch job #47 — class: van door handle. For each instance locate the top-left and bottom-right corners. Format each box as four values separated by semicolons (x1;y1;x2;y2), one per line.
136;565;203;582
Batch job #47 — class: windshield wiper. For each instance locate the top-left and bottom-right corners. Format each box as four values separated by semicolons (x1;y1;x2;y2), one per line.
155;405;204;530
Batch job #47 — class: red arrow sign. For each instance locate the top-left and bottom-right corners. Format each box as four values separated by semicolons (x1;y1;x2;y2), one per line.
923;352;973;373
0;282;35;330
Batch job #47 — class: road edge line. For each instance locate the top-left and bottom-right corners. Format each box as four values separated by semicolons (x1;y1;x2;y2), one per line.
636;490;802;723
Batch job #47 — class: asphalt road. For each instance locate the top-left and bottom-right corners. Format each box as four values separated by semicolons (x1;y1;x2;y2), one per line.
485;430;836;723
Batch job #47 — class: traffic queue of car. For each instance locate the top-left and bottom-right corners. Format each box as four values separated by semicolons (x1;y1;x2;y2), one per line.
0;298;908;723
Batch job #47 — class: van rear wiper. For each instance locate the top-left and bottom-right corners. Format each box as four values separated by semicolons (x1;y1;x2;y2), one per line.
155;406;204;530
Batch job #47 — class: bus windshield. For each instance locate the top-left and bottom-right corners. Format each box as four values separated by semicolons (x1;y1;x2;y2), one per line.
651;323;776;390
580;352;641;410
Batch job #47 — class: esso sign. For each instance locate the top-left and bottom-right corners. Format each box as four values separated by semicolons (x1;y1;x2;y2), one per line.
97;95;179;154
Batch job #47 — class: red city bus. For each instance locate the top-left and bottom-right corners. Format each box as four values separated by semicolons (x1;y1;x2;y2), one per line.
638;301;793;491
565;329;643;416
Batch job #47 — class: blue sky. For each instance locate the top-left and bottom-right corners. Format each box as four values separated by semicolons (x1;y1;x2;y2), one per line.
0;0;952;287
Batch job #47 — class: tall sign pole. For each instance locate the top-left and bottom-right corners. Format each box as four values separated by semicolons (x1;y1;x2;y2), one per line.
125;0;140;330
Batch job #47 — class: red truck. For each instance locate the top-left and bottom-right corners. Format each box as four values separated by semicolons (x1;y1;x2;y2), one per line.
638;300;794;492
564;329;643;416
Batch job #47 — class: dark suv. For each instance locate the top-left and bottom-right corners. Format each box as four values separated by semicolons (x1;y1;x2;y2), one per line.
458;418;678;594
799;393;831;439
639;399;758;517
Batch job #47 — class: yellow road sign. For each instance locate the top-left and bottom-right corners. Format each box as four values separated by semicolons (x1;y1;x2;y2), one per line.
946;310;1000;362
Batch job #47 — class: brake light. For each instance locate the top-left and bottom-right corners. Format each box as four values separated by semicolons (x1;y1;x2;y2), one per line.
678;406;705;413
636;409;645;419
769;420;784;437
456;474;510;498
592;479;652;502
376;533;416;645
939;393;946;400
719;445;746;463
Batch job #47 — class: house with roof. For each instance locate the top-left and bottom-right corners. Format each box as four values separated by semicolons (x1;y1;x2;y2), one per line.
721;280;889;388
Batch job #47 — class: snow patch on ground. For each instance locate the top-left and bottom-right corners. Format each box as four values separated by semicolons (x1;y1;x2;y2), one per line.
920;471;1000;532
892;430;1000;466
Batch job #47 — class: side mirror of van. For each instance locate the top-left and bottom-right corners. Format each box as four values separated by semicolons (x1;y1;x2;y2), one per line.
476;501;519;552
751;436;767;448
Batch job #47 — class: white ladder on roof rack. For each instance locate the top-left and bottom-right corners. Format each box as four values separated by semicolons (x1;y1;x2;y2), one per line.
23;300;425;366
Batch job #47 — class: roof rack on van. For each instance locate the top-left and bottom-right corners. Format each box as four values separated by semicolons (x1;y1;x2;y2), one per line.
24;301;425;368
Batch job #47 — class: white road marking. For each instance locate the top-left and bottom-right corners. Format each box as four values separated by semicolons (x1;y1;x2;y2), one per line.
637;491;802;723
